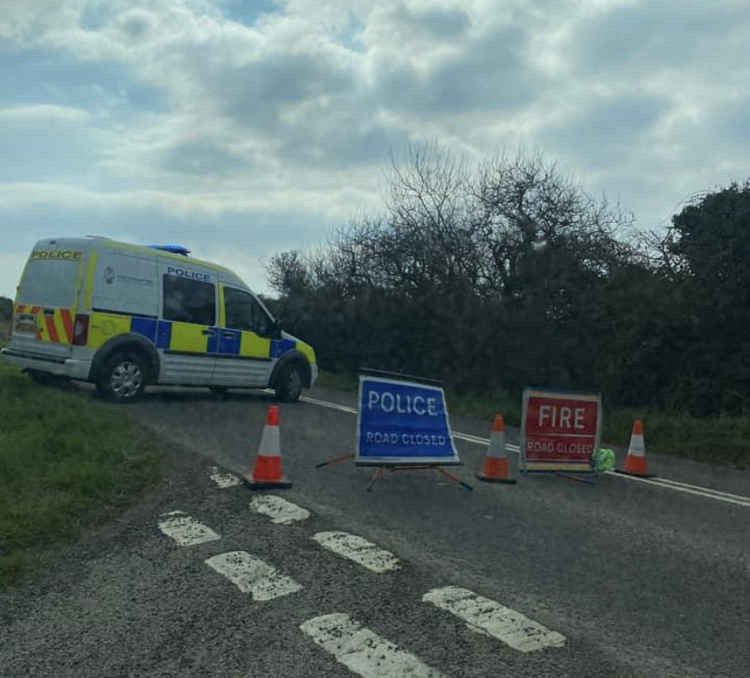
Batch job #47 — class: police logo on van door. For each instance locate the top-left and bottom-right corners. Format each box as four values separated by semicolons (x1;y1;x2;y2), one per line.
104;266;115;284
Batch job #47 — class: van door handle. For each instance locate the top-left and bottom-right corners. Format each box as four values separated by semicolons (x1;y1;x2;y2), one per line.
201;329;215;335
222;332;235;339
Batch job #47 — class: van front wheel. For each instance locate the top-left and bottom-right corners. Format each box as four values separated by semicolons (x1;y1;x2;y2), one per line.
275;363;303;402
97;352;147;402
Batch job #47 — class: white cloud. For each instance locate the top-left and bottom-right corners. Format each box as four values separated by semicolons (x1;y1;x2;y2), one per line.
0;104;92;122
0;0;748;299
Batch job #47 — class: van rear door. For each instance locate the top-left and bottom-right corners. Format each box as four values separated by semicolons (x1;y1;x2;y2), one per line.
10;248;84;362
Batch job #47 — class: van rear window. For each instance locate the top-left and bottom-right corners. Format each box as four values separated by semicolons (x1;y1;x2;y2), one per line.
18;258;79;308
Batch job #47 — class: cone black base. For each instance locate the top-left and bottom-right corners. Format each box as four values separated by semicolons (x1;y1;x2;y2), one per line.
476;473;517;484
243;475;293;489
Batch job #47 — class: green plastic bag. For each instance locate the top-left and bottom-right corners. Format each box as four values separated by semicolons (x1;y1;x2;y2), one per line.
594;448;616;472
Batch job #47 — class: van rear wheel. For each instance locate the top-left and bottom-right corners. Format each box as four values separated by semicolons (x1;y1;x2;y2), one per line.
275;363;304;402
97;352;147;402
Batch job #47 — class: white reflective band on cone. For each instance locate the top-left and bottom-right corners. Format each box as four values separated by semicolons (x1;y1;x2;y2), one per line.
628;434;645;457
487;430;507;459
258;425;281;457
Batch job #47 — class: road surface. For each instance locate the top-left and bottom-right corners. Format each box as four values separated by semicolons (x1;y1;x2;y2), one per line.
2;384;748;677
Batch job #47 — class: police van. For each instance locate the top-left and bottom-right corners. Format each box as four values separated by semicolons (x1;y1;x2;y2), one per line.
1;237;317;402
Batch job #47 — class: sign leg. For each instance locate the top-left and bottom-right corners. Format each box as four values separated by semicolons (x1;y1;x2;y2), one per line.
435;466;473;492
366;467;384;492
315;453;355;469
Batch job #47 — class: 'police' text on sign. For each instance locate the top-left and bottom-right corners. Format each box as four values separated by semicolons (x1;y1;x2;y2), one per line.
356;375;460;466
521;388;601;473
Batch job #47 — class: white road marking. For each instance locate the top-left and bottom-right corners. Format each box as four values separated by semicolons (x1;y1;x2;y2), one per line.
303;397;750;508
205;551;303;601
300;612;446;678
209;466;241;488
647;475;750;501
301;395;358;414
158;511;221;546
602;471;750;507
250;495;310;524
313;531;401;573
423;586;566;653
453;430;496;447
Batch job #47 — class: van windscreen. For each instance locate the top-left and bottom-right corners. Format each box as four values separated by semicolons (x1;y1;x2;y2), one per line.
18;258;80;308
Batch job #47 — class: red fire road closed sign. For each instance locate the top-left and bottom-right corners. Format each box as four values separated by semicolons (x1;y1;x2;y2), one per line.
520;388;602;473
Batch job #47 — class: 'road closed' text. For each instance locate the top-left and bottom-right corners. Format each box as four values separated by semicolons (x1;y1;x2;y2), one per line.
366;431;447;446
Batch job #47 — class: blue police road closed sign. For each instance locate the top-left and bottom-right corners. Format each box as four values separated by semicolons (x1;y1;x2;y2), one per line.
355;374;461;466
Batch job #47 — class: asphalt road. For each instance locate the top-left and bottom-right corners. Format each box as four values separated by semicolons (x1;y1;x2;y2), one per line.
2;384;749;677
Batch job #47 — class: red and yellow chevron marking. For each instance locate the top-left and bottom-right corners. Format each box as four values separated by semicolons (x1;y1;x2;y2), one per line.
60;308;73;342
30;307;74;344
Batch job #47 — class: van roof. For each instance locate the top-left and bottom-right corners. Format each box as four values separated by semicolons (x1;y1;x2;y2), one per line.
30;236;246;284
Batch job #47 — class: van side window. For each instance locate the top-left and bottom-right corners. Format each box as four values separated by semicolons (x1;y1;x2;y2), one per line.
163;275;215;325
224;287;272;336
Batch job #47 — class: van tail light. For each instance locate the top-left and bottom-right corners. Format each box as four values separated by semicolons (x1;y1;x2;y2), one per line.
72;314;89;346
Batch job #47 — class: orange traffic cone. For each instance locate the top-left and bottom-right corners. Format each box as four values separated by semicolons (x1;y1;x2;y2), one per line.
618;419;655;478
244;405;292;489
477;414;517;484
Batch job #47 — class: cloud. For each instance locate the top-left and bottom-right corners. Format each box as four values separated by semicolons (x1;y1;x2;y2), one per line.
0;0;748;297
569;0;747;75
540;92;673;167
159;139;253;176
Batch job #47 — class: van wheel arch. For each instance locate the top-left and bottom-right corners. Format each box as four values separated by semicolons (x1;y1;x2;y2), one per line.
96;352;148;402
90;334;160;385
270;351;311;401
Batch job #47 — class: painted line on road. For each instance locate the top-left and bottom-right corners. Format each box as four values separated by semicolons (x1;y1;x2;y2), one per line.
250;495;311;524
423;586;566;653
205;551;303;600
454;430;504;447
209;466;241;488
302;396;750;508
300;612;445;678
634;474;750;502
602;471;750;507
313;531;401;573
158;511;221;546
302;395;358;414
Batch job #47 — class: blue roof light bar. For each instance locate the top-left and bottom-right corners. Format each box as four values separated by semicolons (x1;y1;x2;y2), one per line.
148;244;191;256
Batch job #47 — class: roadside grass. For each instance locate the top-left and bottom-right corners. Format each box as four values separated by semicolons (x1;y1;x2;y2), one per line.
316;370;750;469
602;408;750;469
0;347;163;588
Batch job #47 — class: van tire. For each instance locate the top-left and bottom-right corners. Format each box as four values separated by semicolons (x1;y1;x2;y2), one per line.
96;352;147;402
275;362;304;402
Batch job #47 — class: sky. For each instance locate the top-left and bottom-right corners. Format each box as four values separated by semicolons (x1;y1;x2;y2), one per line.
1;0;748;298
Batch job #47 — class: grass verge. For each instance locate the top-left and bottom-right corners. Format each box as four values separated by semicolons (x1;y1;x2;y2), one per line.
0;349;163;588
316;370;750;469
